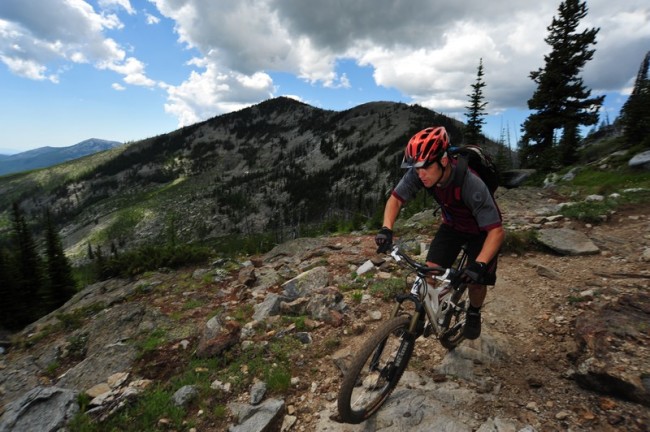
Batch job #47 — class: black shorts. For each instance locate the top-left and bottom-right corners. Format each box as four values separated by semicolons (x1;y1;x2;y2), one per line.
426;223;498;285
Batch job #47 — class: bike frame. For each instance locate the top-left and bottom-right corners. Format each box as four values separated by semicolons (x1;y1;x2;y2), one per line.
386;245;469;341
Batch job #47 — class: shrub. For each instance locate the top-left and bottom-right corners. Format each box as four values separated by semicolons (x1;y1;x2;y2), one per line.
501;230;540;254
96;243;212;280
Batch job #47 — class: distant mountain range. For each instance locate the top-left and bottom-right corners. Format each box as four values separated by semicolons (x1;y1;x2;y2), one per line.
0;139;123;176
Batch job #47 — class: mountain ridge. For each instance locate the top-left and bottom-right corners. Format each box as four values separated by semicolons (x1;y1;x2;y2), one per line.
0;138;123;176
0;98;497;261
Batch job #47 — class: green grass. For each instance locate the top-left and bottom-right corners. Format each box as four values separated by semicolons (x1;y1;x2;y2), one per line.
182;299;204;310
569;167;650;195
369;278;406;300
212;334;303;395
351;290;363;303
105;386;187;431
137;328;168;356
558;200;615;223
231;304;254;324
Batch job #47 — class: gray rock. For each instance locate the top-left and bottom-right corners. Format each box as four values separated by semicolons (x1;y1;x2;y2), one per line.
0;356;41;406
281;266;330;299
202;314;223;341
228;398;285;432
172;385;198;407
253;293;287;321
0;386;79;432
262;238;327;262
628;150;650;169
249;380;267;405
238;266;257;286
537;228;600;255
56;342;137;391
294;332;312;344
356;260;375;275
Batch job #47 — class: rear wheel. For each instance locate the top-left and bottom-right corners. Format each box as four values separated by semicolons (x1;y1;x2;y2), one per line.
439;286;469;350
337;315;415;424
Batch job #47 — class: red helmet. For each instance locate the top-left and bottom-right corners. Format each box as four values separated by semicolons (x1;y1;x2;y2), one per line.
401;126;449;168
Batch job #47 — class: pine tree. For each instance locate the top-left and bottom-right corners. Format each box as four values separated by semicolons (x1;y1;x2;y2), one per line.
465;58;488;145
0;248;20;329
11;202;45;326
619;51;650;148
521;0;604;170
44;209;76;311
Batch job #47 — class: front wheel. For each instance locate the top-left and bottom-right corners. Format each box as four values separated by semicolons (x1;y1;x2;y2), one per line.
337;315;415;424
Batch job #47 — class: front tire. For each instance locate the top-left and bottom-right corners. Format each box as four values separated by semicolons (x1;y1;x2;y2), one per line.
337;315;415;424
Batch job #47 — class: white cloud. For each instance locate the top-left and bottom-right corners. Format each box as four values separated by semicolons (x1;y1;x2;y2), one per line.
145;13;160;25
0;53;55;81
161;61;274;126
0;0;156;87
1;0;649;131
112;82;126;90
148;0;648;125
99;0;135;15
100;56;156;87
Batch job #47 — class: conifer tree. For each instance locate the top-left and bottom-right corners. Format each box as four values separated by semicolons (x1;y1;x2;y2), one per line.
520;0;604;170
11;202;45;326
619;51;650;148
465;58;488;145
44;209;76;311
0;248;19;329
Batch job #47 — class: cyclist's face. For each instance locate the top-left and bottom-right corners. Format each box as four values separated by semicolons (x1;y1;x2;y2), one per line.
416;158;446;187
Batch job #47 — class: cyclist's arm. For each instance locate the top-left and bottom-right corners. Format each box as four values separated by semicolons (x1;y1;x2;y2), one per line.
385;169;422;229
382;194;403;230
475;225;504;264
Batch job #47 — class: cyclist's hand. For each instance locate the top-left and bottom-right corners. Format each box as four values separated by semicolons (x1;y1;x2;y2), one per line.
375;226;393;253
461;261;487;284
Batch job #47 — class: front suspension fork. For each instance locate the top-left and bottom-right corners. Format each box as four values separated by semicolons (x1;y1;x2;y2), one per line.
390;294;425;336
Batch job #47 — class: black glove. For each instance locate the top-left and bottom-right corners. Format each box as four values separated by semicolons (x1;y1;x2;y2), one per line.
375;226;393;253
461;261;487;284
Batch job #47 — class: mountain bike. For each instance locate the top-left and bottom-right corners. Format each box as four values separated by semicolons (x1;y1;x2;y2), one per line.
336;243;471;424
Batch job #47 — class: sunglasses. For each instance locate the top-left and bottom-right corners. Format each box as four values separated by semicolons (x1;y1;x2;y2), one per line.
400;157;434;169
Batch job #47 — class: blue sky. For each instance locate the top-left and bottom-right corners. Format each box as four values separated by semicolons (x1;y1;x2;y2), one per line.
1;0;648;154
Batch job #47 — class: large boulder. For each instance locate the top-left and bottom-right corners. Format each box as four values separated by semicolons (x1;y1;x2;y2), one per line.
571;293;650;406
500;169;536;188
537;228;600;255
628;150;650;170
0;386;79;432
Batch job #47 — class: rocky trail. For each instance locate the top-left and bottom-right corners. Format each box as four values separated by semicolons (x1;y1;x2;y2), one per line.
0;187;649;432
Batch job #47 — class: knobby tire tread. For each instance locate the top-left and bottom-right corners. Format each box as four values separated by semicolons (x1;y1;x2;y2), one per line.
337;315;414;424
439;287;468;350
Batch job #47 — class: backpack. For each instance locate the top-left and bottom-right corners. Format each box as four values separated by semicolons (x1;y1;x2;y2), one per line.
448;145;499;197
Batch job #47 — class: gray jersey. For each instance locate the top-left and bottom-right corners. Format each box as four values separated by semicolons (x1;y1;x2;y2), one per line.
392;163;502;234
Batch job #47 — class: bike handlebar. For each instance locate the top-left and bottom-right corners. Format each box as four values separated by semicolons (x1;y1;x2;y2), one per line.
387;244;457;280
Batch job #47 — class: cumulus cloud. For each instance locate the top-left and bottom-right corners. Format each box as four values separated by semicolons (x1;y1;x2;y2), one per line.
151;0;648;124
160;61;274;126
1;0;648;129
0;0;156;86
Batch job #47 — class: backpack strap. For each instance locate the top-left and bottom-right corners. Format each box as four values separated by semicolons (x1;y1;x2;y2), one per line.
452;154;469;201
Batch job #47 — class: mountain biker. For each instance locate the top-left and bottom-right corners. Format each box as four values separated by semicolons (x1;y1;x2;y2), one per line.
375;126;504;339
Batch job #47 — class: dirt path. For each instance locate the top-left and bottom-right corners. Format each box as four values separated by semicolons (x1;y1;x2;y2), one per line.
308;196;650;431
